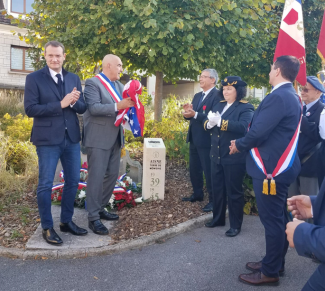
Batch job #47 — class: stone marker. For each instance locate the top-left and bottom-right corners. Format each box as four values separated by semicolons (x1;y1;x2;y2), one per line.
142;138;166;200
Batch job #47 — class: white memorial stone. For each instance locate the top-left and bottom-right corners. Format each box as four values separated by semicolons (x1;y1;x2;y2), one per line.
142;138;166;200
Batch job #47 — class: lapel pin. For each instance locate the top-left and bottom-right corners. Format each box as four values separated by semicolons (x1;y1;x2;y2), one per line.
306;112;310;116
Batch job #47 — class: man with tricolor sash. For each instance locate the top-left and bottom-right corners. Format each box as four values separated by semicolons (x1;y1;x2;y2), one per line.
83;54;135;235
229;56;302;285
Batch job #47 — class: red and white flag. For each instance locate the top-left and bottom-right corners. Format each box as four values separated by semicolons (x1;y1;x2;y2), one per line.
274;0;306;86
317;9;325;63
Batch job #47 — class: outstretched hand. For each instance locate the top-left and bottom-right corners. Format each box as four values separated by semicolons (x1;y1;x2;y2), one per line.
287;195;312;220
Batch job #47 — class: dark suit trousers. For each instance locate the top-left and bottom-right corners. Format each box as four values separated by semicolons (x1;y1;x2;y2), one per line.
210;162;245;229
86;139;121;221
189;143;212;201
253;179;290;278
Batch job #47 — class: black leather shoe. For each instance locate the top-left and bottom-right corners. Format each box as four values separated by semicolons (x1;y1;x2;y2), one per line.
60;221;88;236
42;228;63;245
99;210;119;221
89;219;109;235
205;220;226;228
202;202;213;212
225;228;241;237
182;194;203;202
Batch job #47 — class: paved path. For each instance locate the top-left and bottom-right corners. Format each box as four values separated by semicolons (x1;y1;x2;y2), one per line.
0;215;316;291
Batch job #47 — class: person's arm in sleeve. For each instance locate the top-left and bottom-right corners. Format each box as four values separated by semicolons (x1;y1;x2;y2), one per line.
24;74;62;117
84;79;116;117
319;109;325;140
220;104;254;135
294;223;325;263
70;77;87;114
236;94;286;152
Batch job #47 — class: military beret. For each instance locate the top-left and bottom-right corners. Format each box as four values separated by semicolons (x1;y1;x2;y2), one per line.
307;76;325;93
221;76;247;87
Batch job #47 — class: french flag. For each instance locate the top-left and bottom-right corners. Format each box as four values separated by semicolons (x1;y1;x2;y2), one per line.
274;0;306;86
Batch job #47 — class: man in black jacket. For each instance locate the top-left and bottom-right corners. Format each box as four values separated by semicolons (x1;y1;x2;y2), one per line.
181;69;221;212
288;76;325;198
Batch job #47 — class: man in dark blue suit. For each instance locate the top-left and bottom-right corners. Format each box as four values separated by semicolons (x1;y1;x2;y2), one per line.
288;76;325;198
181;69;221;212
286;180;325;290
229;56;301;285
24;41;88;245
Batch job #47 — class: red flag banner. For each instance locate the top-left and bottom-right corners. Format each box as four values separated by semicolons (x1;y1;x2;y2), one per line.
317;9;325;63
274;0;306;86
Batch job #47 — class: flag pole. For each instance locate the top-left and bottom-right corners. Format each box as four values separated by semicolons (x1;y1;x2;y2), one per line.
294;80;298;93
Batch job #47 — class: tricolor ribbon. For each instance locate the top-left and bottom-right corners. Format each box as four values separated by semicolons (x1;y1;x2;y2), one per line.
95;73;122;103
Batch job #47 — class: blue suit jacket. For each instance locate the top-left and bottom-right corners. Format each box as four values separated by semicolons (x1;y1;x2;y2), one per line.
236;83;301;184
186;87;221;148
24;66;87;146
299;100;324;177
294;180;325;264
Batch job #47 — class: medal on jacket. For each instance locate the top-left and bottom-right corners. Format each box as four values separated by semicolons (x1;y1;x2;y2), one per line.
203;105;206;114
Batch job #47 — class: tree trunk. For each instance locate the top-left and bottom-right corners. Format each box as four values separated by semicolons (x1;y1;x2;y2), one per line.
154;71;163;122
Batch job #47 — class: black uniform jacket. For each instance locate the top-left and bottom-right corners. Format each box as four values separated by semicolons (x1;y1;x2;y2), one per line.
203;100;254;165
299;100;324;177
185;87;221;148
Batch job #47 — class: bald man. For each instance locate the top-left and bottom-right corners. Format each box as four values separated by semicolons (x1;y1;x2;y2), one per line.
83;54;135;235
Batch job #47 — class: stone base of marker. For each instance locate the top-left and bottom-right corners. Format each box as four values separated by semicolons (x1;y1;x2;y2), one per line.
142;138;166;201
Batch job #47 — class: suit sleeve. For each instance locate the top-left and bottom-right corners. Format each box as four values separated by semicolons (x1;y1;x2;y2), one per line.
84;79;116;116
70;77;87;114
220;104;254;135
24;74;62;117
294;223;325;263
236;94;286;152
300;116;322;143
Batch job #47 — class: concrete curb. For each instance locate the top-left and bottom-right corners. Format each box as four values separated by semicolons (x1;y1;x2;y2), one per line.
0;213;212;260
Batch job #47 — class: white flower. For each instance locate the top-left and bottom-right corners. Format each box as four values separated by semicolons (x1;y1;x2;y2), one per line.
126;176;132;184
120;182;126;187
78;190;86;199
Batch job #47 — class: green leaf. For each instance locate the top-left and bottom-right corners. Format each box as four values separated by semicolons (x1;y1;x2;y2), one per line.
184;13;191;20
187;34;194;41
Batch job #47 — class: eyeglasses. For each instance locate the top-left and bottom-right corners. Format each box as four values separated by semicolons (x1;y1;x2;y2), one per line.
199;75;212;79
299;86;316;93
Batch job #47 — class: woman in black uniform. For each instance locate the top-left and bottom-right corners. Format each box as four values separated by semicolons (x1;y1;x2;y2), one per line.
204;76;254;237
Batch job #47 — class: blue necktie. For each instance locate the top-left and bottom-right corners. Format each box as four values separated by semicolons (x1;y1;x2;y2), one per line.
56;73;64;98
303;105;307;116
197;92;205;109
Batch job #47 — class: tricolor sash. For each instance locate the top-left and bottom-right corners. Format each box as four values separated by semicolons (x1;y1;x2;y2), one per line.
249;109;302;195
95;73;122;103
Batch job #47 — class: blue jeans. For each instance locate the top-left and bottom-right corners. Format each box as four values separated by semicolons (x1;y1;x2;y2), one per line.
36;132;80;229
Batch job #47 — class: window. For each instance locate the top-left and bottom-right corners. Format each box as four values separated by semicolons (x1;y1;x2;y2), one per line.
11;0;33;14
11;46;34;72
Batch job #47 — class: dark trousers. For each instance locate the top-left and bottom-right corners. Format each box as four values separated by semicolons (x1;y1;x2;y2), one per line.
210;162;246;229
36;132;80;229
253;179;290;278
189;144;212;202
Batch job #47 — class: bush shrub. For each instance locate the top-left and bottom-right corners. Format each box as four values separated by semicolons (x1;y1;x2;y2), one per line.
0;89;25;117
1;113;33;141
125;95;191;164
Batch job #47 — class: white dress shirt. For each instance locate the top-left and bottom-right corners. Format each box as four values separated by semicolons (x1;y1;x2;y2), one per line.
194;87;214;119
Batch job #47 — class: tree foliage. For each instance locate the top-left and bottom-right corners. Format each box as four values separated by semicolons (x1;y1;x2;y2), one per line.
11;0;282;82
7;0;325;118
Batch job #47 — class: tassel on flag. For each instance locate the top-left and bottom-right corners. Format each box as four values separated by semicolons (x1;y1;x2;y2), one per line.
274;0;306;85
317;9;325;63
